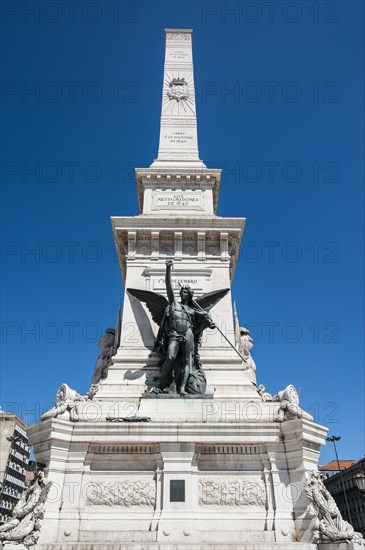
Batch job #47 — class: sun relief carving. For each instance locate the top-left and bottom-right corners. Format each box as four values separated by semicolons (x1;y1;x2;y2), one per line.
167;78;190;102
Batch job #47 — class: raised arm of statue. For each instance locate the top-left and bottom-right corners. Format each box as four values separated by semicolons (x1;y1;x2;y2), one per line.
165;260;175;303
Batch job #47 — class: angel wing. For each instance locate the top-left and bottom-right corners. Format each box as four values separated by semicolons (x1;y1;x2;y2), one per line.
194;288;230;311
127;289;168;326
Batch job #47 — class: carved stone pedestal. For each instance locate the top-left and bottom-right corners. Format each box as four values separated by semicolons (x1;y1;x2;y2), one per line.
26;405;332;549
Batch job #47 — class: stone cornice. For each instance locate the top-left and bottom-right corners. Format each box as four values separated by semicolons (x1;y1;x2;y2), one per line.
111;215;244;232
32;419;283;442
111;215;245;283
135;168;222;213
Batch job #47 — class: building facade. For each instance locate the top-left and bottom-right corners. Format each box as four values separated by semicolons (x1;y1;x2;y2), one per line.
319;460;357;480
0;412;30;524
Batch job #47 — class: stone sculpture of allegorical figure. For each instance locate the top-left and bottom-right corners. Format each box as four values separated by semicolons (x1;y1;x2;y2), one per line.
128;260;230;396
238;326;257;384
91;328;116;385
305;470;364;545
89;306;121;390
0;468;52;548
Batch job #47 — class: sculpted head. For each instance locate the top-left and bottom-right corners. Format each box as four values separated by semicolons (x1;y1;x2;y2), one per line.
240;327;254;350
179;285;193;304
37;469;45;482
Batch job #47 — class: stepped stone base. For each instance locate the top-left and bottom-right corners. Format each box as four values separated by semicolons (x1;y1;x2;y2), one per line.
6;543;364;550
26;412;330;549
5;544;318;550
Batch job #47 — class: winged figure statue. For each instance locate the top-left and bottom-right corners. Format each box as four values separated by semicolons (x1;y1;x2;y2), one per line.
127;260;229;396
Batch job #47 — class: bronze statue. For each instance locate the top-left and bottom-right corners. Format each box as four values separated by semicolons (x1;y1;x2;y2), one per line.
128;260;229;395
91;328;116;385
91;306;121;387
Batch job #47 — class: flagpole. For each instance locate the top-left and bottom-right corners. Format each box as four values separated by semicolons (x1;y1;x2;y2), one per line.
190;297;246;363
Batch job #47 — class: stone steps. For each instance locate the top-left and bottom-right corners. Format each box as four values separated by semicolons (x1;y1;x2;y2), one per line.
8;542;364;550
29;543;318;550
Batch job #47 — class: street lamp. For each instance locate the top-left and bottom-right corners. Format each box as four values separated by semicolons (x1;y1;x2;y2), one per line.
326;435;353;525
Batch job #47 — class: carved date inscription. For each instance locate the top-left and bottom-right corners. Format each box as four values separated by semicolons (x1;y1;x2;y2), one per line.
152;192;203;210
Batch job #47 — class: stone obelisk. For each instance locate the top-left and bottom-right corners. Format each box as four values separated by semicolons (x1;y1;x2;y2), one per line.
95;28;257;402
151;28;203;168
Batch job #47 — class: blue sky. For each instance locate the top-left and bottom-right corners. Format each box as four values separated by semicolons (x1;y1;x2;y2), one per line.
1;1;364;465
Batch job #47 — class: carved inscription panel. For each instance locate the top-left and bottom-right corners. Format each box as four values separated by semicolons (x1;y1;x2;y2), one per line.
159;130;197;149
166;49;191;62
153;276;202;292
152;192;203;211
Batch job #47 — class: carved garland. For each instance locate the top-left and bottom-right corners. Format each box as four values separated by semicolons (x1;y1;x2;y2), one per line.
199;480;266;507
166;33;191;42
85;480;155;507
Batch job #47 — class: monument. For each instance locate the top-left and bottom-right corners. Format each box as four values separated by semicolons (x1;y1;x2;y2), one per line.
3;29;362;549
